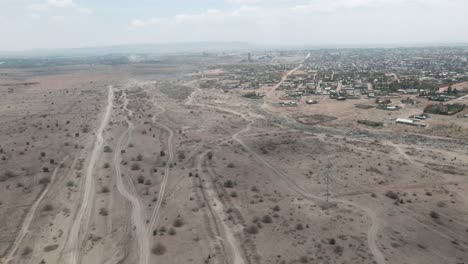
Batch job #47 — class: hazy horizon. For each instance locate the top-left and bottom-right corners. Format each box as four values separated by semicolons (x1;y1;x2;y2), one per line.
1;0;468;52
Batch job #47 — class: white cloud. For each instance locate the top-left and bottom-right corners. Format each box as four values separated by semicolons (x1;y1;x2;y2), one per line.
129;17;160;28
51;15;65;21
77;7;92;14
30;0;92;14
47;0;74;8
28;13;41;19
174;6;260;24
228;0;261;4
292;0;409;13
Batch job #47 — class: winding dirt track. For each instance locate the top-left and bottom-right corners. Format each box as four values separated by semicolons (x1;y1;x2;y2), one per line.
148;122;173;232
1;157;69;264
147;96;174;252
196;153;246;264
64;86;114;264
114;118;149;264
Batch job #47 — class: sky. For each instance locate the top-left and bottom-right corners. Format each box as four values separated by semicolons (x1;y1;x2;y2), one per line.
0;0;467;51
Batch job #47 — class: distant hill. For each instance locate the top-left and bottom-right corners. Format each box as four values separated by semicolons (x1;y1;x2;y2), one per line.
0;42;256;58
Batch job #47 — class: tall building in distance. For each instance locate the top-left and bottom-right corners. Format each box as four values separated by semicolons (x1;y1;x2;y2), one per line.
248;52;252;62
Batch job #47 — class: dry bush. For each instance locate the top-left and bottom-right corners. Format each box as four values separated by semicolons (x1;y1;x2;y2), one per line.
22;246;33;256
103;146;113;153
385;191;399;200
173;217;184;228
137;176;145;184
245;225;259;235
430;211;440;219
136;154;144;161
39;177;51;185
43;244;59;252
178;152;186;160
168;228;176;236
223;180;235;188
262;215;273;224
42;204;54;212
152;243;167;255
1;171;18;182
131;163;141;171
334;245;344;255
367;167;382;174
99;207;108;216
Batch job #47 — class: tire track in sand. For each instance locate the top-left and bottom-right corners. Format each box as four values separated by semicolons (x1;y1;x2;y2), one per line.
64;86;114;264
1;157;69;264
147;97;174;246
114;118;150;264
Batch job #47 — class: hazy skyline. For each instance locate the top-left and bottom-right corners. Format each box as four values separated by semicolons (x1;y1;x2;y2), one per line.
1;0;467;51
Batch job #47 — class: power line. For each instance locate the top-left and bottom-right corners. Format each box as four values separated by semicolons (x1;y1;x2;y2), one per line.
325;159;332;203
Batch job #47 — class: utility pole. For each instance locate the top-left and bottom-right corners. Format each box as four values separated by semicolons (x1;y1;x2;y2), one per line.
325;160;332;203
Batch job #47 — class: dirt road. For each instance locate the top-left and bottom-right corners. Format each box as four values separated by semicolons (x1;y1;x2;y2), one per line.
64;86;114;264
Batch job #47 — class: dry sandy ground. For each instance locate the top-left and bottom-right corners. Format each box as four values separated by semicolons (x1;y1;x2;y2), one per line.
0;59;467;264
